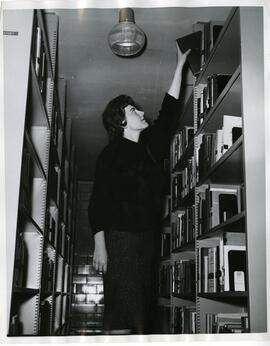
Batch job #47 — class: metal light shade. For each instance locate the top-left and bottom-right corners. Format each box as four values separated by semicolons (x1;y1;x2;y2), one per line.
108;8;146;57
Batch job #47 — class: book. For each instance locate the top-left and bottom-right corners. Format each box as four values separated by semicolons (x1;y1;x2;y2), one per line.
222;115;242;155
208;247;217;293
176;31;203;75
223;245;246;291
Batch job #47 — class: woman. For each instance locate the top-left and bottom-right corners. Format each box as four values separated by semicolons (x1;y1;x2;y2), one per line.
88;44;190;335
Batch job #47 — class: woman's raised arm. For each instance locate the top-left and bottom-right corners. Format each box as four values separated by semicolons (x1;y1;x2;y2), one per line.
168;44;191;99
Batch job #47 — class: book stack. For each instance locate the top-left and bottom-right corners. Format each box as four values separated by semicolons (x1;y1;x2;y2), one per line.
14;233;28;287
198;232;246;293
172;259;196;295
19;148;32;212
41;252;55;291
172;158;196;210
181;157;196;198
161;233;170;258
172;126;194;169
173;306;196;334
159;263;171;297
197;184;241;235
205;312;249;333
32;16;48;101
197;116;242;180
172;206;195;250
197;74;232;129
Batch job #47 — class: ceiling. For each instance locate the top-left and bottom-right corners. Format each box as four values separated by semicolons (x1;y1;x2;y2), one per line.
52;6;231;180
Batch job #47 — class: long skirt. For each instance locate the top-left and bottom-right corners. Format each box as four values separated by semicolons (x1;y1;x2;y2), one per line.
103;230;158;334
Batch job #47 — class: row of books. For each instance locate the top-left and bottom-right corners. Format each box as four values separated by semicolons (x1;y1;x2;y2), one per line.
172;157;196;210
161;233;170;258
197;115;242;181
205;312;249;333
172;206;195;251
171;126;194;169
32;14;48;102
39;300;51;335
197;184;241;235
172;306;196;334
41;252;55;292
14;233;28;288
172;259;196;295
196;74;232;129
159;264;170;297
198;232;246;293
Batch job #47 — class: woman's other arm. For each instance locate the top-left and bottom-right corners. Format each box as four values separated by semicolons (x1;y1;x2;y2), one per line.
88;149;111;274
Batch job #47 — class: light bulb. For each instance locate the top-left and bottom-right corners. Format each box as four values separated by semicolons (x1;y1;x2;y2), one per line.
108;8;146;57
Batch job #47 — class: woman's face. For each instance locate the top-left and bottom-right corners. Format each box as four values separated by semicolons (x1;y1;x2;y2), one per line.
124;104;149;131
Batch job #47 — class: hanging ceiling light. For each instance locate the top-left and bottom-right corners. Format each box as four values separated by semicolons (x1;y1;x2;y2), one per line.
108;8;146;57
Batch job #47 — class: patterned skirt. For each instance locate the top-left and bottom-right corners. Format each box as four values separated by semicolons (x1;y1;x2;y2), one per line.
102;230;158;334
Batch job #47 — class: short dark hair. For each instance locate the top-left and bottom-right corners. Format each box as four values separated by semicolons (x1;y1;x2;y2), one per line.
102;94;136;140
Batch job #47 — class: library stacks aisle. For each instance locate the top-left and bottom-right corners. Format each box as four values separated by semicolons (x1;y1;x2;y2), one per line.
4;6;267;336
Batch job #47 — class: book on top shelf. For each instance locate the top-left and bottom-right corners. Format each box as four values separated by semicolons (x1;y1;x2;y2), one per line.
193;21;224;67
176;31;202;75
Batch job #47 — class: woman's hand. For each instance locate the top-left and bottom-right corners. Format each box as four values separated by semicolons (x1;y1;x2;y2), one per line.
93;231;108;274
176;43;191;67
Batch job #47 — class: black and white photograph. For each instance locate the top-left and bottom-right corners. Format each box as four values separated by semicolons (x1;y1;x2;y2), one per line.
1;0;270;343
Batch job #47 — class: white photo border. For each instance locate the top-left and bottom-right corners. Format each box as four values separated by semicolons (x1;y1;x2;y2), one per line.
0;0;269;345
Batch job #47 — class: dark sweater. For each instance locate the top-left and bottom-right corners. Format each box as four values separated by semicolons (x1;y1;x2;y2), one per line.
88;93;180;235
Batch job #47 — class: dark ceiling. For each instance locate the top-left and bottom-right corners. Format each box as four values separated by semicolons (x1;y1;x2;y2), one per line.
52;6;231;180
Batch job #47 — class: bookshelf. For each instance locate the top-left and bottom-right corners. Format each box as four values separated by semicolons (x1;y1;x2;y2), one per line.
158;6;266;334
4;9;78;336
